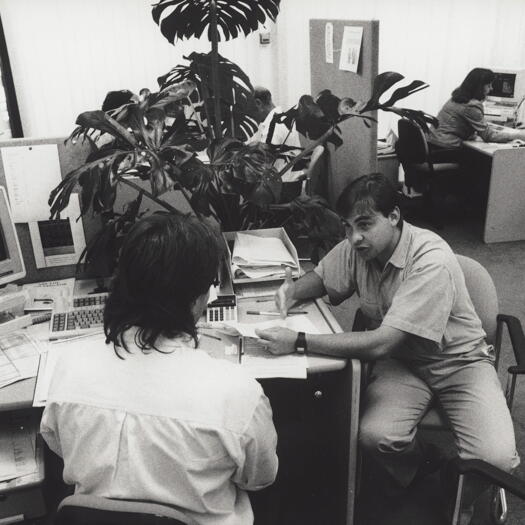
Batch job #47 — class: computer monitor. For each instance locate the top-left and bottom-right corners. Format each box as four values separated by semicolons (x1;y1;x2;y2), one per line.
0;186;26;287
486;69;525;105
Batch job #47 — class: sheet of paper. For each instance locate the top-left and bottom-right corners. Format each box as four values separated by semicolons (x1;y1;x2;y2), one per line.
1;144;62;223
0;413;39;483
23;278;75;311
0;352;20;388
232;263;288;280
242;337;307;379
221;316;320;338
0;332;43;382
0;430;18;481
28;194;87;268
33;334;104;407
339;26;363;73
325;22;334;63
232;233;297;267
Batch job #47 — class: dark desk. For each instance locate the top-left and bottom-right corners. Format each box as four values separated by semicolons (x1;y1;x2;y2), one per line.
0;296;361;525
463;140;525;243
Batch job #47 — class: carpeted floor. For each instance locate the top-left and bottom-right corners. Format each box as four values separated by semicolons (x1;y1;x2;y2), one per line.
330;215;525;525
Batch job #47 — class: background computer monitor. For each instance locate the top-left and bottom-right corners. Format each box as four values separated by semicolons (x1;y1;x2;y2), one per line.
491;72;516;99
487;69;525;104
0;186;26;287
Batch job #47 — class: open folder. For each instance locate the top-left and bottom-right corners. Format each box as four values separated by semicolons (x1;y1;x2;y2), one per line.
232;232;299;279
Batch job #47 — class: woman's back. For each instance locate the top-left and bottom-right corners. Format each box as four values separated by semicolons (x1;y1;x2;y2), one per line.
41;332;278;525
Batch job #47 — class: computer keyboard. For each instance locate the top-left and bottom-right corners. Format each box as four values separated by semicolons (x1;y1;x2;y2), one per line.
49;293;108;340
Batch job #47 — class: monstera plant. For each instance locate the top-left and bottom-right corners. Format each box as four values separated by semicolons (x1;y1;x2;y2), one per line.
48;0;437;278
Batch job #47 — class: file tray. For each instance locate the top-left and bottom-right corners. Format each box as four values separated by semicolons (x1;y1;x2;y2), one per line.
222;228;300;284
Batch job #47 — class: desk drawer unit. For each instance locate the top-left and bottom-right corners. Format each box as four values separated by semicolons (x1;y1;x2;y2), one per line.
251;369;351;525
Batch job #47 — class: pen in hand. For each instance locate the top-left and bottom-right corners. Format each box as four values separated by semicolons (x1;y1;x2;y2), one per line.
238;337;243;364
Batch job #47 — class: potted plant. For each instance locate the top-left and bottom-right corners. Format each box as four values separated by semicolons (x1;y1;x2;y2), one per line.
48;0;437;277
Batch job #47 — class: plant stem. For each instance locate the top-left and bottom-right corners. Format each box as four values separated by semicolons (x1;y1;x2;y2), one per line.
209;0;222;140
276;125;335;178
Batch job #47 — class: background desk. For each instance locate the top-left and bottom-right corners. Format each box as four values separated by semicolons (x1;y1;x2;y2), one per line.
0;297;361;525
463;140;525;243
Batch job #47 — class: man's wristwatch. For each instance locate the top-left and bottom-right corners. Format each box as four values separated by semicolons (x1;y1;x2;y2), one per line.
294;331;307;355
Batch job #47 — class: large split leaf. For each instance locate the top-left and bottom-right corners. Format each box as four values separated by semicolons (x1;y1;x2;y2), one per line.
159;52;257;141
152;0;281;43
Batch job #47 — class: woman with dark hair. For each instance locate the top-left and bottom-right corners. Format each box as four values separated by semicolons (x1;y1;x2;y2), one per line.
41;213;278;525
428;67;525;149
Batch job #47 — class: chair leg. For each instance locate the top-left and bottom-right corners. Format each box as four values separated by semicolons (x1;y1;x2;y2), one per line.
451;473;466;525
490;487;508;525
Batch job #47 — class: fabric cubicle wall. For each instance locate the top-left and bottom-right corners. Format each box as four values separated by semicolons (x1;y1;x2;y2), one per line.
309;19;379;207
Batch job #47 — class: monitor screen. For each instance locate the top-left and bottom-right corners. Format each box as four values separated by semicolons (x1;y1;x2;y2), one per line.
491;72;516;99
0;186;26;287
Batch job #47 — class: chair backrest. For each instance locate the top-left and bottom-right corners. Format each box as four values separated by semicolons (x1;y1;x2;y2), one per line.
455;254;498;345
305;144;326;197
396;118;429;164
55;495;197;525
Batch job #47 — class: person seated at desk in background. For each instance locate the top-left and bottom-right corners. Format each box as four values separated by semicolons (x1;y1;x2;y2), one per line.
428;68;525;157
40;213;278;525
249;86;323;184
256;173;518;524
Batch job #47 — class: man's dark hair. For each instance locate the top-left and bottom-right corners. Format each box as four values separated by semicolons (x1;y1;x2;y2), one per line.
336;173;402;226
451;68;495;103
104;212;221;356
253;86;272;106
101;89;135;112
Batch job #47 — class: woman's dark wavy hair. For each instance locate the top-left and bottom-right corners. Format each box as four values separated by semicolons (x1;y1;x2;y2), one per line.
452;68;495;103
336;172;403;228
104;212;221;356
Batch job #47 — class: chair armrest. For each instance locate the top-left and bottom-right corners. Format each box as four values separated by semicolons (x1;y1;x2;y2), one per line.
452;458;525;500
497;314;525;369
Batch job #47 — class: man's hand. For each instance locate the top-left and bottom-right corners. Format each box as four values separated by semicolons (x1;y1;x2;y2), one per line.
255;327;297;355
275;267;296;319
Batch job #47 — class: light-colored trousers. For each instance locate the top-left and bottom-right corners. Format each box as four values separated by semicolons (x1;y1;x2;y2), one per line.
359;357;519;487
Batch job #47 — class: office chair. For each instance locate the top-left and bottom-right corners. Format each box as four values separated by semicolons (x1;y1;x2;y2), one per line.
304;144;326;197
395;118;461;228
54;494;198;525
278;144;326;202
353;254;522;524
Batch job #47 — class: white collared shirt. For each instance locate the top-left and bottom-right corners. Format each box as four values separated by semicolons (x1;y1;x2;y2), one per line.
315;222;490;365
41;332;278;525
248;107;304;182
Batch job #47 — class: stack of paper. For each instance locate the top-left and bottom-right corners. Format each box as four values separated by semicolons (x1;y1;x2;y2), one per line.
0;332;43;389
232;233;298;279
0;412;41;488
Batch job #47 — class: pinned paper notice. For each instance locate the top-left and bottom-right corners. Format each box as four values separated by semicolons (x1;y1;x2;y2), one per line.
1;144;62;223
325;22;334;63
339;26;363;73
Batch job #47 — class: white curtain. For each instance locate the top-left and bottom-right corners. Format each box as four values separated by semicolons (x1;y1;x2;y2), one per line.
2;0;525;138
0;0;277;137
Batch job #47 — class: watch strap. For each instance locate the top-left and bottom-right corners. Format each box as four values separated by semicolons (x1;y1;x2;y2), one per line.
295;331;307;354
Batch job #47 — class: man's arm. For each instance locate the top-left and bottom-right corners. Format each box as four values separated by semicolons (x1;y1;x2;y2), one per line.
275;268;327;318
255;324;408;361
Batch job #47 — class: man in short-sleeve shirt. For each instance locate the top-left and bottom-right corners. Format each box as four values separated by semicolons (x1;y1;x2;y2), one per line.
256;173;518;515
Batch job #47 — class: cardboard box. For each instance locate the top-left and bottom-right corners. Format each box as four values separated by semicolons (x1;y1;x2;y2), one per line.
222;228;300;284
